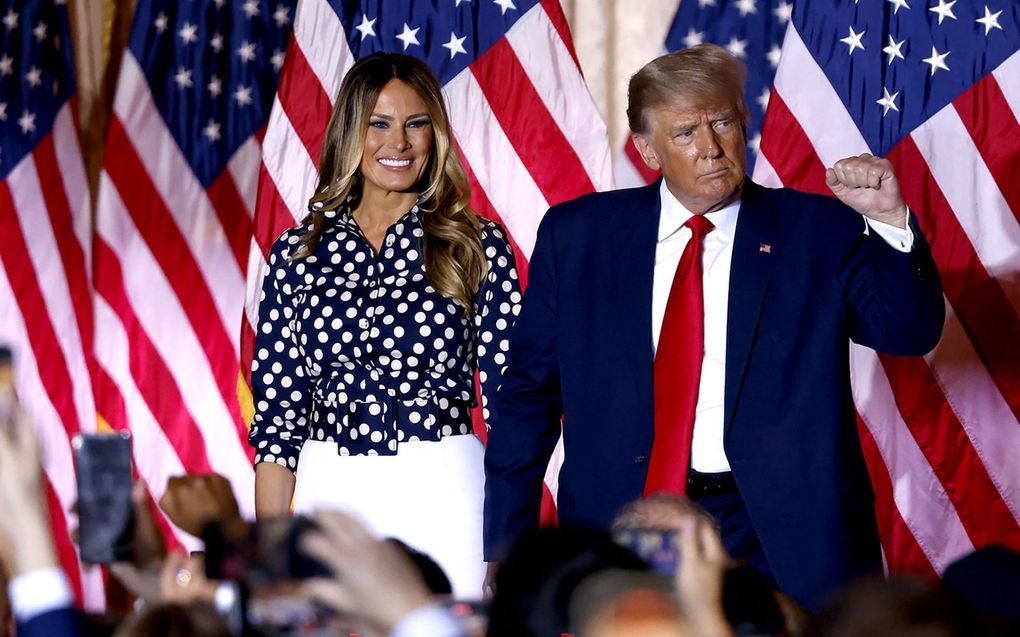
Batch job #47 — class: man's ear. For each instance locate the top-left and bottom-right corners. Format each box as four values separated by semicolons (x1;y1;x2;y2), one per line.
631;134;660;171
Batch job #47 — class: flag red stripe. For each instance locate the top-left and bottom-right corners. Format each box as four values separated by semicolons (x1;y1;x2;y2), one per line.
93;238;215;474
952;75;1020;226
623;138;662;185
277;37;331;170
856;417;938;578
758;91;830;196
879;355;1020;551
105;117;247;438
889;137;1020;420
240;319;256;388
0;182;82;439
206;170;254;271
538;0;582;71
44;477;84;607
471;38;595;206
92;365;129;431
34;135;95;360
254;164;300;259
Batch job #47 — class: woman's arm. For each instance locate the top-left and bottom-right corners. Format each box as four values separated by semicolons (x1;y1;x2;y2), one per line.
255;462;296;518
250;233;314;515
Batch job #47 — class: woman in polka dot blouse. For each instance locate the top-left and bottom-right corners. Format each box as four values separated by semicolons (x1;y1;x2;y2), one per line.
249;53;521;597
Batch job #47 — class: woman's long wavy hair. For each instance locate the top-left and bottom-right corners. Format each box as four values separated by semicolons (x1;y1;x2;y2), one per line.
290;53;486;315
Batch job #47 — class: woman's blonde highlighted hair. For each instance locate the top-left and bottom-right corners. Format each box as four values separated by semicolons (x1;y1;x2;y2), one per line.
292;53;486;315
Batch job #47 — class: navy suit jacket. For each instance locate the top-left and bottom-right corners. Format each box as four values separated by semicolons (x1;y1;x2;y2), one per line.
483;179;944;608
16;607;80;637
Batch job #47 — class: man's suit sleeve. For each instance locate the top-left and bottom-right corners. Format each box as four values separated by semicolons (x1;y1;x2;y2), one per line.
483;209;565;561
841;212;944;355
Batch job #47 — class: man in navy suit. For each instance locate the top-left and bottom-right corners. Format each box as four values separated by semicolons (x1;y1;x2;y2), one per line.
483;45;944;608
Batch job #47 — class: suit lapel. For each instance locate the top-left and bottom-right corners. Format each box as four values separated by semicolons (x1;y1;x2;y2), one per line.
724;180;778;437
611;182;661;391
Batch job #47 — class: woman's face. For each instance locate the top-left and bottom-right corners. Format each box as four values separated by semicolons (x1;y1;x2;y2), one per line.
359;78;434;198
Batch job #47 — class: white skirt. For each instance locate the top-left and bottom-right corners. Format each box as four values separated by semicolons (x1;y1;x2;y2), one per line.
293;434;486;599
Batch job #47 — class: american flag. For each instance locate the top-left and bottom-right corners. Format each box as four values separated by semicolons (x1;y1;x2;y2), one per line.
245;0;612;518
756;0;1020;576
92;0;300;549
0;0;106;607
622;0;1020;576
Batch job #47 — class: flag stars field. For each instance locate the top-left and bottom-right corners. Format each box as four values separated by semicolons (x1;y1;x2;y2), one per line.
443;32;468;58
883;35;906;65
922;45;951;75
355;15;376;40
977;6;1003;35
877;87;900;115
840;25;865;54
396;23;421;50
929;0;957;25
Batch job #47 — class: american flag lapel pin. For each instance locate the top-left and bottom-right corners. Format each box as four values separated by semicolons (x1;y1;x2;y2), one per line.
759;243;772;254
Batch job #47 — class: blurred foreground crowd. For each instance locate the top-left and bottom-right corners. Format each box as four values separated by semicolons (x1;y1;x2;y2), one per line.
1;395;1018;637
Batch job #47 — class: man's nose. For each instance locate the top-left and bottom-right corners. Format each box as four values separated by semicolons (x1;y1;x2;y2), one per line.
694;127;722;158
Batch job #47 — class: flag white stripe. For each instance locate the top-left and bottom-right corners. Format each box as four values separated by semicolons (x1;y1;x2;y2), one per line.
773;25;870;161
991;48;1020;120
851;344;974;573
228;136;263;220
926;301;1020;522
911;107;1020;317
0;261;106;609
93;297;203;551
96;173;257;516
261;95;319;223
7;157;96;430
751;150;782;188
292;0;354;106
245;241;269;329
113;53;246;345
613;148;648;189
52;106;94;276
506;5;614;191
446;69;549;258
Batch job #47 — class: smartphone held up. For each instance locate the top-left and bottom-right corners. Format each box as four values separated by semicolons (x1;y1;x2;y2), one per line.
73;432;135;564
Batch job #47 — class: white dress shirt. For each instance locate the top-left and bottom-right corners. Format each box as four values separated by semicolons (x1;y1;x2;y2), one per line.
651;180;914;473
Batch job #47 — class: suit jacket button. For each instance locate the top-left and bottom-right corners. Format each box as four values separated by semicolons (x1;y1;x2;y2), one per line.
634;455;646;464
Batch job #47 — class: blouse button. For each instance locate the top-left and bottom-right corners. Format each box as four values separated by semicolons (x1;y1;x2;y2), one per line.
385;235;395;247
358;318;370;330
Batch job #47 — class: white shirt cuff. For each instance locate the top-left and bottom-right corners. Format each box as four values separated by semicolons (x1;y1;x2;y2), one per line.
390;603;466;637
864;209;913;252
8;566;74;622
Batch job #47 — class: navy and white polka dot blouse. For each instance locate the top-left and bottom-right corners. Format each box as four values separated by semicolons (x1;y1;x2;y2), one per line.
249;204;521;470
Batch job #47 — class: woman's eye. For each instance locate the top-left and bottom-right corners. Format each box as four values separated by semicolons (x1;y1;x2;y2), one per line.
407;119;431;129
369;121;388;129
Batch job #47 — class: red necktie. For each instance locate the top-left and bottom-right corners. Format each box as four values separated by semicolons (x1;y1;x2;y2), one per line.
644;215;714;496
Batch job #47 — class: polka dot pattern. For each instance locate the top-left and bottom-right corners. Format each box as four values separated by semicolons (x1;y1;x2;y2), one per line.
248;206;521;469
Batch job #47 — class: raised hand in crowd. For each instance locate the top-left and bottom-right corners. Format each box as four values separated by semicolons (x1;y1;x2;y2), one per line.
159;474;243;538
674;516;734;637
301;510;464;637
0;397;59;580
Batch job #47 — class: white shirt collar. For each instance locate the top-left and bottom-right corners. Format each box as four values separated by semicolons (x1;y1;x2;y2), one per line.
657;178;741;243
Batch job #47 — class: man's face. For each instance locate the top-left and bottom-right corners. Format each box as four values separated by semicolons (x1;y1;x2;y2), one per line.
632;93;747;214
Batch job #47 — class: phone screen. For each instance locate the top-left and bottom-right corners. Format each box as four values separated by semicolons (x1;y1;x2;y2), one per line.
73;432;135;564
613;528;681;577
